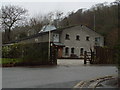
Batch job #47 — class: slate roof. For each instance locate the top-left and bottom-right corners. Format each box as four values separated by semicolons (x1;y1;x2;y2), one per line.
3;25;102;44
39;25;56;33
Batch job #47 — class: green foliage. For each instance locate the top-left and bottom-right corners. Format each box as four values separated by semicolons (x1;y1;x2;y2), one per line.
2;46;11;58
2;43;50;65
0;58;22;64
19;32;27;39
2;44;22;58
9;44;22;58
22;43;49;64
60;1;118;47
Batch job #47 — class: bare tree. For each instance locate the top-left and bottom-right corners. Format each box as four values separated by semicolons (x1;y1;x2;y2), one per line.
28;10;64;34
2;5;28;42
41;11;64;27
55;11;63;27
29;17;44;34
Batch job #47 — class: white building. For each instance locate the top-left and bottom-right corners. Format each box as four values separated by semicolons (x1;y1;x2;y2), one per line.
18;25;104;58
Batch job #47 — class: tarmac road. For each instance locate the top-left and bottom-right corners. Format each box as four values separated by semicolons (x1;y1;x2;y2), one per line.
2;59;118;88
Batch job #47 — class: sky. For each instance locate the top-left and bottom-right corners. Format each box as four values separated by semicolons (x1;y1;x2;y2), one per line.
0;0;116;18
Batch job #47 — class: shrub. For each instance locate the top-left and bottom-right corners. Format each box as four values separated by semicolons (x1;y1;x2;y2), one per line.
22;43;49;63
9;44;23;58
2;42;50;65
2;46;11;58
2;44;23;58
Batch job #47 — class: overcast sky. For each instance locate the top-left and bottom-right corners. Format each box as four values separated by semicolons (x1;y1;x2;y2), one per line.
1;0;116;18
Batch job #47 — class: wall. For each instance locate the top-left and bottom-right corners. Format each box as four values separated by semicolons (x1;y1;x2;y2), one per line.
60;25;104;58
18;31;61;44
19;33;53;44
17;25;104;58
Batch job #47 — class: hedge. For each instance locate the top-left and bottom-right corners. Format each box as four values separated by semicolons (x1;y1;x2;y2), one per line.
2;42;53;65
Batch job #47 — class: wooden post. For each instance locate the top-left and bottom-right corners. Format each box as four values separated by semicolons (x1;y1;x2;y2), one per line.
90;52;94;64
84;51;87;64
55;48;57;65
92;52;94;64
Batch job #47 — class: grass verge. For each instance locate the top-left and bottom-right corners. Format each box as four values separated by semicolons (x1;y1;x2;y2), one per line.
0;58;22;64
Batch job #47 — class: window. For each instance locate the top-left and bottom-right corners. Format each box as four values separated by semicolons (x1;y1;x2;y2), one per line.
65;34;70;40
76;35;80;40
86;36;90;41
53;34;59;42
95;37;100;42
65;47;69;55
71;48;74;54
35;38;38;42
95;37;100;46
80;48;84;55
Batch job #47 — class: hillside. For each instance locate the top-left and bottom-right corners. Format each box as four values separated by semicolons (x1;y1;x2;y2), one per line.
59;1;119;47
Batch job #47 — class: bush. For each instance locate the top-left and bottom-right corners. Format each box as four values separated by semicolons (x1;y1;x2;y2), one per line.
2;42;51;65
2;46;11;58
22;43;49;64
2;44;22;58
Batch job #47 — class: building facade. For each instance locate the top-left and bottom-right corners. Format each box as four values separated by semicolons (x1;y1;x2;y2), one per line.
18;25;104;58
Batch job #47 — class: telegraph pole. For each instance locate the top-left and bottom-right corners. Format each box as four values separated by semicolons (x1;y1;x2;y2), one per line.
48;25;51;61
48;17;52;63
94;11;96;31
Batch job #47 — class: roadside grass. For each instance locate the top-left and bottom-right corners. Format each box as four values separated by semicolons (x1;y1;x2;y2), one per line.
0;58;23;64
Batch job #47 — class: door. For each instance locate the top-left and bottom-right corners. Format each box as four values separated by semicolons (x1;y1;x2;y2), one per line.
58;47;63;58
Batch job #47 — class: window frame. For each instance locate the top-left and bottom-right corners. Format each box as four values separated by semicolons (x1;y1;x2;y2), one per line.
65;34;70;40
86;36;90;41
71;47;75;54
65;47;69;55
80;48;84;55
76;35;80;41
95;37;100;42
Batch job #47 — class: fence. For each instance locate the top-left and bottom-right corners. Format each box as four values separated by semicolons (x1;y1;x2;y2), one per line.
84;46;116;64
94;46;116;64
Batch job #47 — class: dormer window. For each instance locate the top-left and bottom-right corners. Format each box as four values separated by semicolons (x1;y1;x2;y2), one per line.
76;35;80;40
65;34;70;40
53;33;59;42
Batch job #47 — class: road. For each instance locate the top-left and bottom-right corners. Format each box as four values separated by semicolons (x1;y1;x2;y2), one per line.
2;59;118;88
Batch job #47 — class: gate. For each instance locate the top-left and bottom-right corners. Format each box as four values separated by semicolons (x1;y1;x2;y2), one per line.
84;51;94;64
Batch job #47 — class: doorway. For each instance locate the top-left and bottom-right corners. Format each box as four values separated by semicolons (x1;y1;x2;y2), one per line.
58;47;63;58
